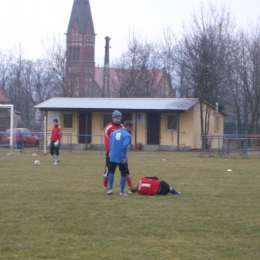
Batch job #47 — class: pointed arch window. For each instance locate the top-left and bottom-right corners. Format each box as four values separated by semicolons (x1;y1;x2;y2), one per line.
85;47;93;60
85;78;92;96
69;46;80;60
85;67;92;75
69;47;73;60
76;47;80;60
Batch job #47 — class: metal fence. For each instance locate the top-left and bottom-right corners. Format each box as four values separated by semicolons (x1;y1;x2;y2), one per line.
202;134;260;157
0;132;103;155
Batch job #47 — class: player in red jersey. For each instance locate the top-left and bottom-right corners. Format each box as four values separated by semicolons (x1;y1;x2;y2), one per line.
103;110;132;192
129;177;180;195
49;119;62;165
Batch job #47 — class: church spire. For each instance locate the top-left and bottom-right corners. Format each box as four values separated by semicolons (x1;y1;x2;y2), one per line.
65;0;97;97
67;0;95;35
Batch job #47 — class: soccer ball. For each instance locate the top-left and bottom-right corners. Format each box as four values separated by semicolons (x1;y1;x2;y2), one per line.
34;160;40;165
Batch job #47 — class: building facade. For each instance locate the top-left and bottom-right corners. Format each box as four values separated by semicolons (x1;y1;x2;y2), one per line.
35;97;224;150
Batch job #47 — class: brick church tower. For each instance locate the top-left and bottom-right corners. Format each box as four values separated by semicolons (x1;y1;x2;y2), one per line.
66;0;99;97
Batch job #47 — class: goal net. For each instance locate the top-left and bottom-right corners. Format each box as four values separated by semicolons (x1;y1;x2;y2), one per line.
0;104;20;154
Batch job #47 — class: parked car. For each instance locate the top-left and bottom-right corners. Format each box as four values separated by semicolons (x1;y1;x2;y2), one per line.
1;128;39;147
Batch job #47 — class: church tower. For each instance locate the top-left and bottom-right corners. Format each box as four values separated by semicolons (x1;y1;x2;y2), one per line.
66;0;96;96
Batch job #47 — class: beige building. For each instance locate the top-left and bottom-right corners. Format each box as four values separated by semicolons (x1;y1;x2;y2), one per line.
35;98;225;150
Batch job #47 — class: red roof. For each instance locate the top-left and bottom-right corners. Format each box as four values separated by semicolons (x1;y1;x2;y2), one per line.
95;67;174;97
0;89;9;102
95;67;120;96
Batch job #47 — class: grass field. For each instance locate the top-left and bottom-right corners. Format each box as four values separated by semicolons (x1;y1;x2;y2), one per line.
0;149;260;260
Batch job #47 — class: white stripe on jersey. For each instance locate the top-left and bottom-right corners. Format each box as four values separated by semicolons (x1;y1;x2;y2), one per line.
141;183;151;187
105;125;112;139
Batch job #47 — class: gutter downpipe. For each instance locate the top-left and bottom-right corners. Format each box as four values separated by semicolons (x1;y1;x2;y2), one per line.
44;112;47;154
177;112;180;151
134;112;137;149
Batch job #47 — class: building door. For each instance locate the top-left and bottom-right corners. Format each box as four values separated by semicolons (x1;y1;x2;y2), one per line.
147;113;160;145
78;112;92;143
122;112;132;123
122;112;132;144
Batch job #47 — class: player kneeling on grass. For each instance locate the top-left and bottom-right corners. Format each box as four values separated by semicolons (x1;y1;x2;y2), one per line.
49;119;62;165
130;177;181;195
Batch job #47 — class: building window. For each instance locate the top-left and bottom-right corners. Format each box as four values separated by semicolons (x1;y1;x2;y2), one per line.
70;77;78;88
69;67;79;74
69;47;73;60
69;47;80;60
85;67;92;75
63;114;73;128
85;47;92;60
166;115;177;130
103;114;111;128
77;46;80;60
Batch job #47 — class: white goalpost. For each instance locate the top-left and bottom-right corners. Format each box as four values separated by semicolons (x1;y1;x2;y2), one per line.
0;104;20;154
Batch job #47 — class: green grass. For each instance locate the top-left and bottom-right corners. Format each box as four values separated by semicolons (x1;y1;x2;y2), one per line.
0;149;260;259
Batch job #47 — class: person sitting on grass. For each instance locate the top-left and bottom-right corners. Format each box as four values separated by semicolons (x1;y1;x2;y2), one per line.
129;176;181;195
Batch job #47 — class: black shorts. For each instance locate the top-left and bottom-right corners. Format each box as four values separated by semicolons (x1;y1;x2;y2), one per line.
157;180;170;195
104;151;111;176
49;141;60;156
110;162;129;177
104;152;131;176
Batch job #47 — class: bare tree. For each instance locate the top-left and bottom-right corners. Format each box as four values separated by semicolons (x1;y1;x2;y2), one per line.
43;34;93;97
0;49;13;95
31;59;60;103
111;34;170;97
171;3;235;137
228;24;260;134
2;45;34;127
1;44;57;128
7;45;25;114
43;35;70;96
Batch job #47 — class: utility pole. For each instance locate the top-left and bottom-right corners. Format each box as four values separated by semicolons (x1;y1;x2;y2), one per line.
102;36;111;97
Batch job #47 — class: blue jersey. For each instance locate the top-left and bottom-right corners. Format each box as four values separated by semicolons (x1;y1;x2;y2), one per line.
109;128;131;163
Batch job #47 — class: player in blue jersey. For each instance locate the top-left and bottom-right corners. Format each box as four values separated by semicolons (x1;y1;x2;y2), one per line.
107;120;133;196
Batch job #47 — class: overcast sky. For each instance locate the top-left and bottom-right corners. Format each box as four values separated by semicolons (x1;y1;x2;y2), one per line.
0;0;259;65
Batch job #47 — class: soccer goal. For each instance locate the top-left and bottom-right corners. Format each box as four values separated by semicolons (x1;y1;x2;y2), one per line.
0;104;20;154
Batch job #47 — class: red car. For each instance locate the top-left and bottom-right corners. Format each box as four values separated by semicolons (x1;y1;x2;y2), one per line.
1;128;39;147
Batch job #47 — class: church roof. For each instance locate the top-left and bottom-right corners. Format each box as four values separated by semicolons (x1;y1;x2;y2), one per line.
0;89;9;103
67;0;95;34
95;68;166;89
94;67;171;97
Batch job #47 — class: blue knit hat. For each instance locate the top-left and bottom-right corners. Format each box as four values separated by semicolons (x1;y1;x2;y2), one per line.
112;110;122;118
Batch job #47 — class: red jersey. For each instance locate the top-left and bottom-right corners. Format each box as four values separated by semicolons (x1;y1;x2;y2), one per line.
136;177;161;195
51;125;62;142
104;122;122;152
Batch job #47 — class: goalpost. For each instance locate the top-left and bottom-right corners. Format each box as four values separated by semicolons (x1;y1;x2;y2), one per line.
0;104;20;154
